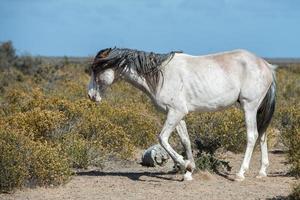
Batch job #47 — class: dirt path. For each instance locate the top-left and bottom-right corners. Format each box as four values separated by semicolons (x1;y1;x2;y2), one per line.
1;151;297;200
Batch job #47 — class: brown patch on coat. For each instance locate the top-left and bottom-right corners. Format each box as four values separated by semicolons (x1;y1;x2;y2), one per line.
211;51;242;73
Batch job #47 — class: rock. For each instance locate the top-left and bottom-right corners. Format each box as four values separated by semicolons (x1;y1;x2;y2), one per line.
141;144;170;167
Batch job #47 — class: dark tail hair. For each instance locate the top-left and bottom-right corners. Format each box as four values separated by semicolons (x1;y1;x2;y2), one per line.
257;71;276;136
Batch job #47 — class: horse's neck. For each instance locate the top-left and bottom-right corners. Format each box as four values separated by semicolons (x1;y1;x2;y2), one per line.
122;67;155;99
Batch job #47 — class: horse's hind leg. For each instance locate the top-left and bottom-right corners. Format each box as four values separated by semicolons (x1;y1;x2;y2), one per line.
236;101;259;181
176;120;195;180
257;132;269;178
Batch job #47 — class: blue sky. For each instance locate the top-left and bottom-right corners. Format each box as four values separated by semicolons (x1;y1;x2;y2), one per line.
0;0;299;57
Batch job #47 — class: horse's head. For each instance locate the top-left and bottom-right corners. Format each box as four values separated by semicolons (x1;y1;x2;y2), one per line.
88;48;115;102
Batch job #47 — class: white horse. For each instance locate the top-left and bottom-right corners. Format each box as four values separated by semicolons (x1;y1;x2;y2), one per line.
88;48;276;181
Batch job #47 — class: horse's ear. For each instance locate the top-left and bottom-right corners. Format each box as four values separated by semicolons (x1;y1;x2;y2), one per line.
99;48;112;58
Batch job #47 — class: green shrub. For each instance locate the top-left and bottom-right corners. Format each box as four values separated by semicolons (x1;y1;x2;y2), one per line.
195;153;231;173
194;138;231;173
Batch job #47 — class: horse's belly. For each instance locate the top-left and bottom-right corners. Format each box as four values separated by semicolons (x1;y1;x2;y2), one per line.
184;76;240;112
187;90;239;112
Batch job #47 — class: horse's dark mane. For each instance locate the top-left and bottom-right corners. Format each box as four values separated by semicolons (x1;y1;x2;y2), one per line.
91;48;181;92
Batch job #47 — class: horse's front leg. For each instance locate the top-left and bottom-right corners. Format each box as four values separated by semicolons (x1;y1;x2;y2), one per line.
158;109;192;180
176;120;195;180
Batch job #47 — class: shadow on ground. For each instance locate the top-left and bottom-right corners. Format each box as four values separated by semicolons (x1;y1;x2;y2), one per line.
76;170;180;182
76;169;239;182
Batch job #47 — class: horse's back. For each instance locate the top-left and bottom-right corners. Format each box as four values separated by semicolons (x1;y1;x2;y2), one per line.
172;49;273;90
205;49;274;101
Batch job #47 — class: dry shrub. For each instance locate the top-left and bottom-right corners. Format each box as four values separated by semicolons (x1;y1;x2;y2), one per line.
186;107;246;153
1;84;158;160
3;108;67;140
0;41;16;70
272;65;300;178
1;87;53;116
276;67;300;105
14;55;42;76
77;109;135;158
95;101;159;148
28;142;71;186
0;131;29;193
289;182;300;200
276;104;300;177
0;68;24;94
61;133;104;168
0;131;71;193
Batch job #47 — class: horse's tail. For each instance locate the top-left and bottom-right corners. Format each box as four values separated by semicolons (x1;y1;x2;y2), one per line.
257;65;277;136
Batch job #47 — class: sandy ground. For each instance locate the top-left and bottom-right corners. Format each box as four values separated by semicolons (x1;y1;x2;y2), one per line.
1;151;297;200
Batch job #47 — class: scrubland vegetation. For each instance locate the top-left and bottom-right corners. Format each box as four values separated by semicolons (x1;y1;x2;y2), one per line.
0;41;299;194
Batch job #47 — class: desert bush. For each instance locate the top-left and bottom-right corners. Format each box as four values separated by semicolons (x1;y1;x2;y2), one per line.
0;131;29;193
186;107;246;153
28;142;71;186
0;68;24;94
1;85;157;158
61;133;104;168
0;41;16;70
77;107;135;157
0;131;71;193
1;87;43;116
195;153;231;173
14;55;42;75
194;139;231;173
276;104;300;177
276;67;300;105
95;101;160;148
289;183;300;200
3;108;67;140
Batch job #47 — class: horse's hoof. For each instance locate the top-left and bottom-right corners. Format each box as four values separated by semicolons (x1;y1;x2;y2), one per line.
183;171;193;181
184;160;195;172
235;174;245;182
256;172;267;179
